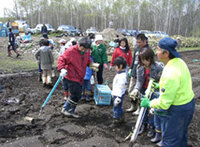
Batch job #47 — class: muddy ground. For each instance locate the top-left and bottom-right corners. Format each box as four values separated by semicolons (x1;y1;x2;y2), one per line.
0;38;200;147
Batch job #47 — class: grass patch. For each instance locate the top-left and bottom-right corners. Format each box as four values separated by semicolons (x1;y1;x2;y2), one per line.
0;52;38;73
179;47;200;52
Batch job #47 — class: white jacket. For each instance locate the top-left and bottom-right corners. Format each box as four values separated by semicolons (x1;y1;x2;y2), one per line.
112;71;127;97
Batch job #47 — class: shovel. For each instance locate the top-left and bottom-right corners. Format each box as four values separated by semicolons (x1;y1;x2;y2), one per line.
38;76;62;116
129;78;155;147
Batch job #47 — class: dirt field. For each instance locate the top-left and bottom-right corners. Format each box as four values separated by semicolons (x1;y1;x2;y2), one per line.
0;37;200;147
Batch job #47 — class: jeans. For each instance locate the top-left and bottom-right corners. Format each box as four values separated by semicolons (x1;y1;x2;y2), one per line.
162;99;195;147
113;94;124;118
82;79;92;92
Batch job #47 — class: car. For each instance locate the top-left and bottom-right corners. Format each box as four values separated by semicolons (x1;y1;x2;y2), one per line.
127;30;139;37
57;25;76;36
117;28;131;36
140;30;158;39
86;27;98;35
76;28;82;36
34;24;55;33
154;31;169;38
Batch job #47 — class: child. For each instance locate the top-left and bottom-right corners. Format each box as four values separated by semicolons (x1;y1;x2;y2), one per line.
111;56;127;127
58;39;67;56
35;39;54;87
129;47;163;137
91;34;108;84
7;28;20;57
81;57;93;101
110;38;132;71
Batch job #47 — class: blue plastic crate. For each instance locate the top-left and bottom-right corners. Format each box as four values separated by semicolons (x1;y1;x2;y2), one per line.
94;84;111;105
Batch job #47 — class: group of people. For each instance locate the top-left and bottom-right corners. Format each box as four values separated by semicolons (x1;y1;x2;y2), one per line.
33;31;194;147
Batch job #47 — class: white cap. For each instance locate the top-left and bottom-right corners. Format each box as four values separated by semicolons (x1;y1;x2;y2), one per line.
58;39;67;44
94;34;103;42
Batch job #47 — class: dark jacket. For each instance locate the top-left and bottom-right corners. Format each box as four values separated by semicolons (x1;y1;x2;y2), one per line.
130;44;149;77
57;44;92;85
134;62;163;91
8;32;15;44
41;25;48;34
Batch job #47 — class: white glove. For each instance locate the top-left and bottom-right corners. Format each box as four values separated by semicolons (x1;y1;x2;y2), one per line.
109;66;113;70
60;69;67;78
114;97;121;107
129;89;139;100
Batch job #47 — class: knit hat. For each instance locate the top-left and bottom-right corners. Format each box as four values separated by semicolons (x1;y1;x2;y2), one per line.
94;34;103;42
158;37;180;58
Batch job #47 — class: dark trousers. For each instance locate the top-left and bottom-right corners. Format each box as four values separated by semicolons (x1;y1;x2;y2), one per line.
97;64;103;84
8;43;17;55
162;99;195;147
63;79;82;105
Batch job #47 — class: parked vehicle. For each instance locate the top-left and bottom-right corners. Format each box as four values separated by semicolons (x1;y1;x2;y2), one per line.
57;25;76;36
154;31;169;38
34;24;55;33
140;30;158;39
76;28;82;36
86;27;98;35
127;30;139;37
117;28;130;36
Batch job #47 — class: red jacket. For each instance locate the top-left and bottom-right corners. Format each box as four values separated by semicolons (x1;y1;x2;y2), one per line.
110;47;133;66
57;44;92;85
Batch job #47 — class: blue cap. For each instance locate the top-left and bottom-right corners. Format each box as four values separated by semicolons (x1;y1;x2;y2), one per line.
159;37;180;58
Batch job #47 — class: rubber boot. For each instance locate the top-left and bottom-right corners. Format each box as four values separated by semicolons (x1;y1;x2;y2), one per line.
147;126;155;137
151;131;161;143
126;103;134;112
138;123;148;135
70;105;80;118
42;77;46;87
156;140;163;147
38;73;42;82
132;106;140;115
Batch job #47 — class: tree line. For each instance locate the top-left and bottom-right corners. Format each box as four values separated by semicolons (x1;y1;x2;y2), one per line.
4;0;200;37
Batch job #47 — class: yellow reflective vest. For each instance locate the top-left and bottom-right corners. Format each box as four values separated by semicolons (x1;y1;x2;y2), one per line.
150;58;194;110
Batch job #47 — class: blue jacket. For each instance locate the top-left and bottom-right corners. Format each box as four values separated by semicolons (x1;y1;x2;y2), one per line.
84;57;93;80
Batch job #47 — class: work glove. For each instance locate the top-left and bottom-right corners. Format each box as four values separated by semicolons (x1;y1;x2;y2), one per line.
152;82;160;90
140;97;150;108
128;69;132;78
129;89;139;100
60;69;67;78
103;63;108;69
114;97;121;107
109;66;113;70
89;62;99;72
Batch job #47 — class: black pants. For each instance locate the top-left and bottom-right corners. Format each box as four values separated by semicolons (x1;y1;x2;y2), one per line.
97;64;103;84
66;79;82;103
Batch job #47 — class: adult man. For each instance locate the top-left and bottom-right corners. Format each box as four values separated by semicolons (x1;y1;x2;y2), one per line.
126;33;148;113
141;37;195;147
7;28;20;57
41;24;48;39
57;37;96;118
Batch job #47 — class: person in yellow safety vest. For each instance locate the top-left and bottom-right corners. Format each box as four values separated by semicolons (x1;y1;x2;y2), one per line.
140;37;195;147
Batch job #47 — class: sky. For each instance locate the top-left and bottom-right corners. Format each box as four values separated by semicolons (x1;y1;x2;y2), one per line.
0;0;14;17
